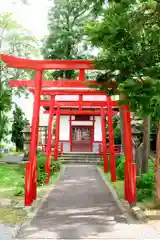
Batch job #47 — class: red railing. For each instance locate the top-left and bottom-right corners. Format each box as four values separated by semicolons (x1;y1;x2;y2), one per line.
58;142;63;157
42;144;47;154
42;143;63;159
98;143;103;157
114;144;121;154
99;143;121;156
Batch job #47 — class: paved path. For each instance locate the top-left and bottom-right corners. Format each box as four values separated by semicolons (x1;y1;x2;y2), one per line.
16;165;160;239
0;155;26;164
0;223;14;240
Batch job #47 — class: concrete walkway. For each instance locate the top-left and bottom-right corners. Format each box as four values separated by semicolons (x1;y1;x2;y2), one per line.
0;223;14;240
0;155;25;164
16;165;160;239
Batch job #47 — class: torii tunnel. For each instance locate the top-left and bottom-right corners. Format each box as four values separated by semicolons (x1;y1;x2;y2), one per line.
1;54;136;206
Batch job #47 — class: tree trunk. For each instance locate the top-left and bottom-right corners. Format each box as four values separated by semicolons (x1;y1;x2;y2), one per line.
119;106;124;154
135;143;143;176
16;146;19;152
155;120;160;203
142;116;150;173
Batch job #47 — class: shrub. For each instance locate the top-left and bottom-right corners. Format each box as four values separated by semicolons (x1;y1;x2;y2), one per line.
114;127;121;144
37;154;47;186
37;154;46;169
148;159;154;172
136;171;154;201
37;153;61;186
136;172;154;189
114;155;154;202
14;187;24;196
37;170;47;186
36;148;43;156
116;156;125;180
116;155;124;167
12;153;62;196
51;158;62;172
136;188;153;202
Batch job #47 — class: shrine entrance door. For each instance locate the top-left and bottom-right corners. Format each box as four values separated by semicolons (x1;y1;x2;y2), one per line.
71;126;92;152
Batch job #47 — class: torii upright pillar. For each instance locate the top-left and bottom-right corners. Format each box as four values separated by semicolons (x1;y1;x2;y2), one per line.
122;104;136;204
101;107;108;173
107;96;116;182
45;96;55;184
54;106;60;161
25;70;43;205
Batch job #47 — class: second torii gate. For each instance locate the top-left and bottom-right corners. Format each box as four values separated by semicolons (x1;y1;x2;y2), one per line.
30;90;118;184
1;54;136;207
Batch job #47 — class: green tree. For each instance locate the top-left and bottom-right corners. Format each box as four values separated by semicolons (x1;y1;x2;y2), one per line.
86;0;160;201
0;12;39;145
42;0;95;79
11;104;28;152
88;0;107;15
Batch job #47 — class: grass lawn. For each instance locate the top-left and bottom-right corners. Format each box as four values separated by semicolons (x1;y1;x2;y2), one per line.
0;208;26;224
100;167;124;199
0;172;60;225
0;164;25;198
0;163;26;224
100;165;154;207
0;156;61;225
106;173;124;199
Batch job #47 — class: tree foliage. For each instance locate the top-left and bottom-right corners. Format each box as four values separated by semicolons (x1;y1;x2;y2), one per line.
86;0;160;117
11;104;28;152
0;12;40;144
86;0;160;201
42;0;95;79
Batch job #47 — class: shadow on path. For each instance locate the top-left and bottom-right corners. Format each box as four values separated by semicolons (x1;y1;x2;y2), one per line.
16;165;159;239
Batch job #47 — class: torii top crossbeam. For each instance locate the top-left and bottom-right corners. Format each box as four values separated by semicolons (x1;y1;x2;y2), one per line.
1;54;94;70
2;54;118;114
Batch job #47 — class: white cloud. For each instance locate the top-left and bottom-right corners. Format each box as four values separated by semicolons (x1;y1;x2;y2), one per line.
12;94;33;123
1;0;52;122
1;0;51;39
13;94;49;125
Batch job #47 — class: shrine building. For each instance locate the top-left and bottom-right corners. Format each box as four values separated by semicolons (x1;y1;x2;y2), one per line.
41;92;119;153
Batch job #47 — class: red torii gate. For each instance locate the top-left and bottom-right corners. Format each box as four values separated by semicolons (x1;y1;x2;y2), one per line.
1;54;136;207
29;88;119;185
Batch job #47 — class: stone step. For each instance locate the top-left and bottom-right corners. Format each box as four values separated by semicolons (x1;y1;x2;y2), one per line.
62;159;101;164
62;157;101;160
63;155;100;159
59;152;102;165
60;155;100;158
61;157;102;165
63;162;99;165
62;155;99;157
62;158;101;161
62;153;99;155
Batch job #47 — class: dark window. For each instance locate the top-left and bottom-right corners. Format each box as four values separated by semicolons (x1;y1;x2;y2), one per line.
75;115;90;121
